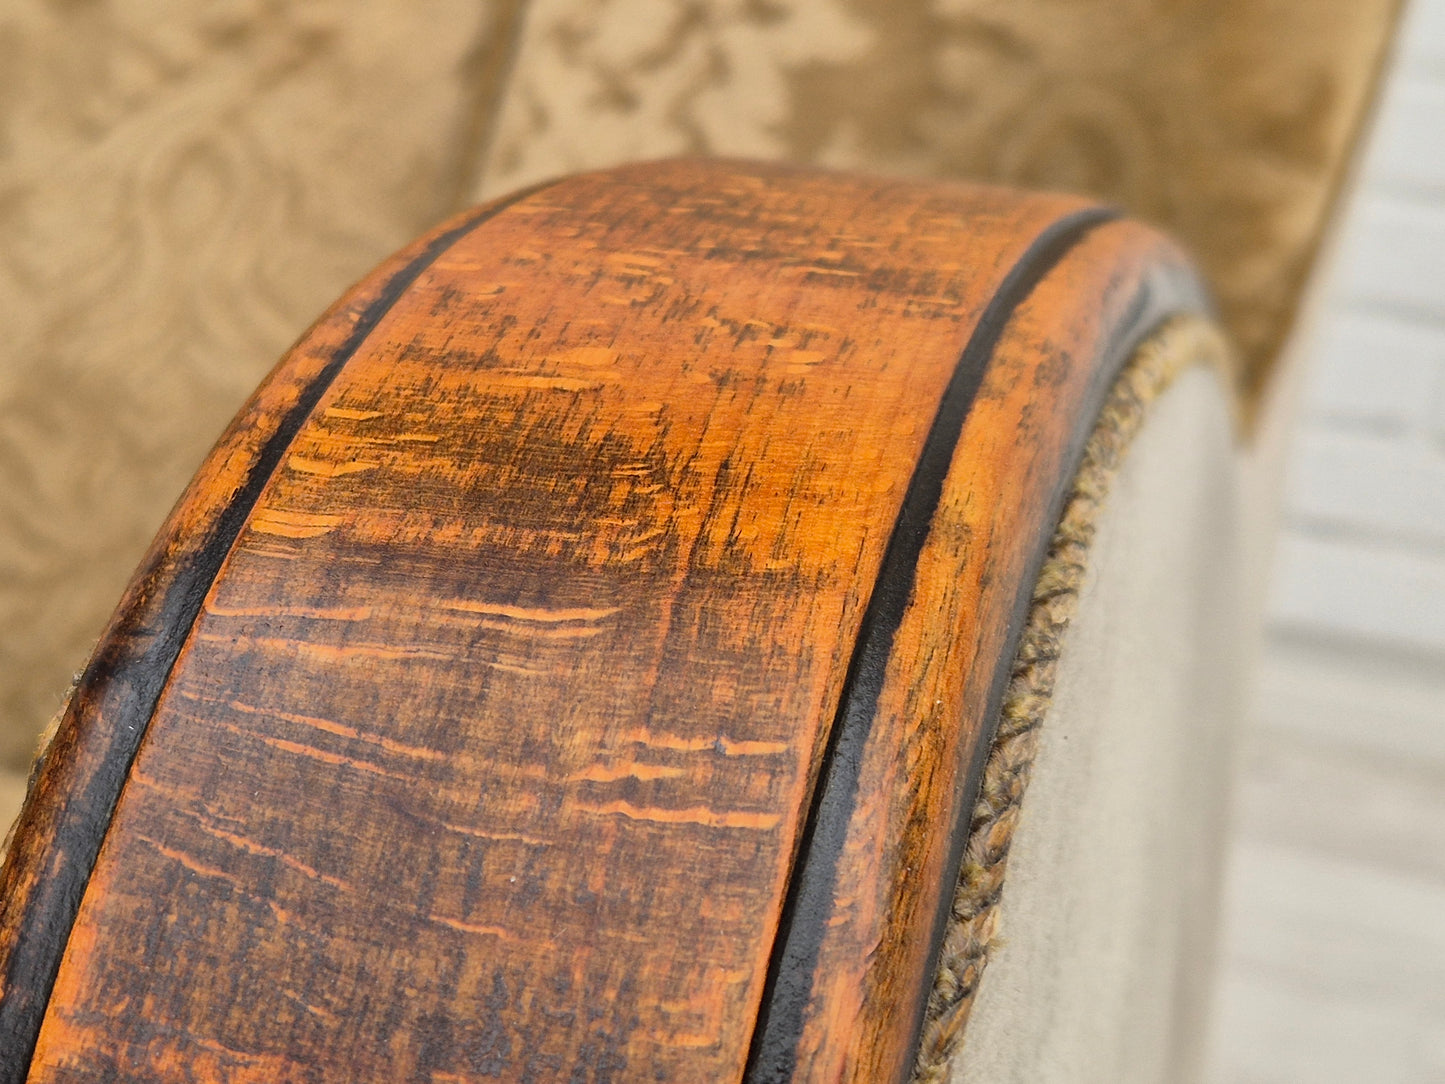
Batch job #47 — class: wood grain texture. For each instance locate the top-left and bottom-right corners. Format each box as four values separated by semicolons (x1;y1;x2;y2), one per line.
750;218;1205;1084
0;159;1212;1082
0;190;543;1076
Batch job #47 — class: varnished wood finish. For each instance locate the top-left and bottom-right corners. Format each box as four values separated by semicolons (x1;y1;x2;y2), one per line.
0;187;545;1078
754;219;1205;1083
0;160;1209;1082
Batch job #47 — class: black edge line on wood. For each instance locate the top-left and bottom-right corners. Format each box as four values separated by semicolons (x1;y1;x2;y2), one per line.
742;204;1121;1084
906;259;1214;1076
0;180;557;1078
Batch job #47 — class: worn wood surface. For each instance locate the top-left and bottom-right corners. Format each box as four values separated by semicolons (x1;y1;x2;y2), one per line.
0;189;545;1081
757;217;1204;1084
0;159;1209;1082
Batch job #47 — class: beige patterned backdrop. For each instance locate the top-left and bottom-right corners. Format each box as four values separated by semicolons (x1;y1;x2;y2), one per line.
0;0;1397;779
0;0;520;769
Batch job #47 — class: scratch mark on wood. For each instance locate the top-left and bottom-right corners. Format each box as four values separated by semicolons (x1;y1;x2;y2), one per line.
286;456;380;478
232;730;416;784
620;728;791;757
426;818;551;847
217;698;447;764
428;915;534;943
565;763;687;784
573;800;781;831
488;374;607;393
136;837;245;887
188;819;352;892
204;603;372;622
438;600;620;624
196;634;456;664
250;509;345;539
280;989;338;1023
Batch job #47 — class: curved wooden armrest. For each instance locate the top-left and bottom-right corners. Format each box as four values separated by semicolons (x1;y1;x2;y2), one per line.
0;159;1220;1082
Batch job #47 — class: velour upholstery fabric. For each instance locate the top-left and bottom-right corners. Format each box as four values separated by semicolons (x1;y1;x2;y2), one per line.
473;0;1399;398
0;1;520;770
0;0;1398;879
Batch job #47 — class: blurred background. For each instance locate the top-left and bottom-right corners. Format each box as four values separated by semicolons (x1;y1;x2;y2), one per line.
0;0;1439;1080
1206;1;1445;1079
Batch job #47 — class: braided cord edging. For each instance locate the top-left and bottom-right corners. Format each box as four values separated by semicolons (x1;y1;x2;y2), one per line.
911;316;1234;1083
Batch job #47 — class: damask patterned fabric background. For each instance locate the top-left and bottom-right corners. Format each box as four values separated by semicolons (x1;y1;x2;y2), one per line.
0;1;1396;779
0;0;523;770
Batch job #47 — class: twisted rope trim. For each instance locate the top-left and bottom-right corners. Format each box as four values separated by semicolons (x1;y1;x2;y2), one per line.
911;316;1234;1083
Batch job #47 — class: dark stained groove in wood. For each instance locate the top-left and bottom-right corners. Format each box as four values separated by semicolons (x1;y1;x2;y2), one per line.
742;205;1120;1084
0;182;554;1080
11;164;1219;1083
902;265;1214;1082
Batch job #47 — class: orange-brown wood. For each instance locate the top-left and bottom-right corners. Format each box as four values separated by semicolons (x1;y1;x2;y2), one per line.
0;160;1208;1082
0;199;528;1074
781;219;1198;1082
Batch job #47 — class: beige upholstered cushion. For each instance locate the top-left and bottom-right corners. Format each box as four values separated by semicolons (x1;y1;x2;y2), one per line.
951;364;1240;1082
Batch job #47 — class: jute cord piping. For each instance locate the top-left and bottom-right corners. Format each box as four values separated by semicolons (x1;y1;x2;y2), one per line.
911;315;1235;1083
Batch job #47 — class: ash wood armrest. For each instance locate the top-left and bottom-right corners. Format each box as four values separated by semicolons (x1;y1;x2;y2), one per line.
0;160;1217;1083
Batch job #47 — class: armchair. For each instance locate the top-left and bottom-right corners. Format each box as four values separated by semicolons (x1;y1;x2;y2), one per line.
0;3;1400;1080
